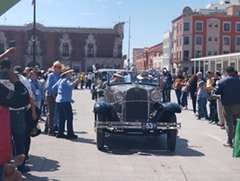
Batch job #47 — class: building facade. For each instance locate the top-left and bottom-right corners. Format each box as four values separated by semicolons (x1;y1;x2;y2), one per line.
132;43;163;71
153;31;172;71
172;5;240;74
0;22;125;72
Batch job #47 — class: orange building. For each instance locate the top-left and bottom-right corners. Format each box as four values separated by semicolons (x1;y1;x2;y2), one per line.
172;5;240;74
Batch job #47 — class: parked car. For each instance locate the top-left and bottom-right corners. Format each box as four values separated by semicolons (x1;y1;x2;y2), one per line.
93;71;181;151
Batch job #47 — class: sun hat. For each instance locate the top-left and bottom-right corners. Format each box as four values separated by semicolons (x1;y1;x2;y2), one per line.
137;71;151;80
60;66;74;77
51;60;63;71
196;71;202;76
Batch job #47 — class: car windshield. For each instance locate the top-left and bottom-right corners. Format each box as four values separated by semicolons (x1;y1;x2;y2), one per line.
108;70;160;86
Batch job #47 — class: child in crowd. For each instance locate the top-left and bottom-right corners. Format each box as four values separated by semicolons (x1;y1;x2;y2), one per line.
196;80;209;120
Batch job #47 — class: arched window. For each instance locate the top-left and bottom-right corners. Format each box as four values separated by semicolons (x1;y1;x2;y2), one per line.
87;43;94;57
62;43;69;56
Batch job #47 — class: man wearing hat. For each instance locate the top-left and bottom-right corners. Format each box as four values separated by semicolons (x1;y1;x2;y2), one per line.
137;71;152;83
110;71;124;83
212;66;240;147
45;61;63;136
52;66;79;139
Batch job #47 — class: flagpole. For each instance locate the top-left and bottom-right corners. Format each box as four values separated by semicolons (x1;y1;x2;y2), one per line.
33;0;36;67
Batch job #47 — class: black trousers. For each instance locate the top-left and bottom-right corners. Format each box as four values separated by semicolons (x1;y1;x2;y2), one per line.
25;106;40;157
190;91;197;113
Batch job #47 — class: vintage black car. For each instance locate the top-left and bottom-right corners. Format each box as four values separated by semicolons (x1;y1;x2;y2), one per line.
93;71;181;151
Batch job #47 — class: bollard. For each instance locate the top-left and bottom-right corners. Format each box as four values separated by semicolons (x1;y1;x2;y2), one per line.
234;119;240;158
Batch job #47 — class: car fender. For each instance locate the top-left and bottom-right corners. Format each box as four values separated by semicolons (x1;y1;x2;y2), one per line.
155;102;181;122
94;98;119;121
163;102;181;113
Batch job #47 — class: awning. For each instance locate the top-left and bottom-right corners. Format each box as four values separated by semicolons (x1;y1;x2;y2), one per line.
0;0;20;16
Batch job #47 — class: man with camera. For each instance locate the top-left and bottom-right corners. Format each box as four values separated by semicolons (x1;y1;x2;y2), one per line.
0;47;30;180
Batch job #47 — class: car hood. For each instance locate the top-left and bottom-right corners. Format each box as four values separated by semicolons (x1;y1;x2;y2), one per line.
109;83;156;92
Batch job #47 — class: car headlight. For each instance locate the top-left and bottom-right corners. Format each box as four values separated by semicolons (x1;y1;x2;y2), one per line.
113;91;124;103
151;90;161;102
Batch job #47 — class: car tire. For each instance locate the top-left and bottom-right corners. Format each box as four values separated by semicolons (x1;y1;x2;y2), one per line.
96;128;105;150
96;113;106;150
167;113;177;151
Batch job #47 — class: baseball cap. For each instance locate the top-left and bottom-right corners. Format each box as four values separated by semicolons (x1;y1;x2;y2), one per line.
13;65;24;74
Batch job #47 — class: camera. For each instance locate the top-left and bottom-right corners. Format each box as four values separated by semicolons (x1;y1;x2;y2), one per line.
9;40;15;48
0;71;9;79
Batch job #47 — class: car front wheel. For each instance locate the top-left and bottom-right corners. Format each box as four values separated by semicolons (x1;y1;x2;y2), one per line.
96;128;105;150
167;114;177;151
96;113;106;150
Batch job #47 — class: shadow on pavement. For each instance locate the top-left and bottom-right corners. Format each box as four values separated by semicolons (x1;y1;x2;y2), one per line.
101;135;205;157
23;175;59;181
23;155;60;181
70;137;95;145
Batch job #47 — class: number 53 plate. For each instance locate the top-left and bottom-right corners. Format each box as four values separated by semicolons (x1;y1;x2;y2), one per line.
144;122;157;130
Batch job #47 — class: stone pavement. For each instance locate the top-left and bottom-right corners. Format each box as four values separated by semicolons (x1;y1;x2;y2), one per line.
23;89;240;181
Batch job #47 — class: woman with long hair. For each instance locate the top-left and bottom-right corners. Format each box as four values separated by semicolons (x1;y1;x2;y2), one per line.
180;72;189;109
186;74;198;115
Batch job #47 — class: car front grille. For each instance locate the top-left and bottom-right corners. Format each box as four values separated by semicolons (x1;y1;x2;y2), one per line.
124;88;148;122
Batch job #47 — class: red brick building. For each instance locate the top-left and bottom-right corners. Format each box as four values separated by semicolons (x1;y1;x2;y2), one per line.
172;5;240;74
0;22;125;72
133;43;163;71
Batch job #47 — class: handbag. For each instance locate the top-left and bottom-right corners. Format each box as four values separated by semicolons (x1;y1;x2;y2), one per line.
30;124;41;137
181;85;188;92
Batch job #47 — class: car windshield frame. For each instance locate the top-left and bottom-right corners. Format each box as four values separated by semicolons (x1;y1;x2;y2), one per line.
107;71;161;86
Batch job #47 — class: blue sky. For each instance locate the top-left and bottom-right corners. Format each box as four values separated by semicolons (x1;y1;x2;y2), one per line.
0;0;219;60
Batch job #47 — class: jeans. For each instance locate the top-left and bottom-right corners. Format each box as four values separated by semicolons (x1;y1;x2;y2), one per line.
181;91;188;107
0;164;4;181
175;89;181;105
10;110;26;156
197;97;208;119
57;102;74;136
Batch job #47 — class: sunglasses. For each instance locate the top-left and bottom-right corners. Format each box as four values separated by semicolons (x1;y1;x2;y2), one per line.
55;66;62;69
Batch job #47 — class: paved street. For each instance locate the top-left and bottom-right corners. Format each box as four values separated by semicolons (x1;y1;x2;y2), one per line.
23;89;240;181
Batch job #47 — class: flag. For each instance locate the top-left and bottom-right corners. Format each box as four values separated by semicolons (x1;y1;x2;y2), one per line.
0;0;20;16
32;0;35;5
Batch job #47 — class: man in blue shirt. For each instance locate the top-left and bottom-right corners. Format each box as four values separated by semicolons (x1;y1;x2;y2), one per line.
52;66;79;139
45;61;62;136
212;66;240;147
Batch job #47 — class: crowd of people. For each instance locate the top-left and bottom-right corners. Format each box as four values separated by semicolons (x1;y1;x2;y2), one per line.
0;48;90;180
1;46;240;180
168;67;240;148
